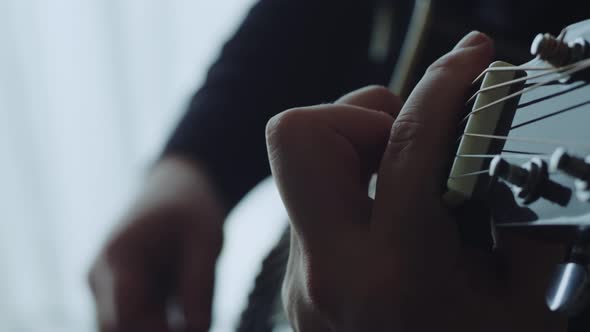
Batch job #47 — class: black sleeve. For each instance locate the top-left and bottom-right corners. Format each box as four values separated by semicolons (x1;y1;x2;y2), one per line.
164;0;380;209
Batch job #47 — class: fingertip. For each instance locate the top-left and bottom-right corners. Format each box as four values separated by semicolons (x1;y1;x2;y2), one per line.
426;32;494;86
457;31;494;70
454;31;492;50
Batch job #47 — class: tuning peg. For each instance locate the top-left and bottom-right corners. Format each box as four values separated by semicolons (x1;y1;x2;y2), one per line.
531;33;590;67
550;148;590;181
490;156;571;206
550;148;590;202
490;157;528;186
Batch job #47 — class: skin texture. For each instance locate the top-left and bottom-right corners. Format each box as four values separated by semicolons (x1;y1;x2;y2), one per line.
266;32;569;332
88;156;225;332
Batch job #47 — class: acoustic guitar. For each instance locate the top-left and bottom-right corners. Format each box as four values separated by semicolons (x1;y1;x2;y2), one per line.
235;11;590;332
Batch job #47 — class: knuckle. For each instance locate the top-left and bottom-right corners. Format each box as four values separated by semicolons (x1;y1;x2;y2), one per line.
387;114;425;155
266;108;302;138
362;84;394;98
265;108;308;146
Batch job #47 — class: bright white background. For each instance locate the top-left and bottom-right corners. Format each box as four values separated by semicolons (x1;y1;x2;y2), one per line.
0;1;288;331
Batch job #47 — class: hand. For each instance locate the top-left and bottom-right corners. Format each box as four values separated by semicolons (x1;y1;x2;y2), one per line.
266;32;567;331
88;156;225;332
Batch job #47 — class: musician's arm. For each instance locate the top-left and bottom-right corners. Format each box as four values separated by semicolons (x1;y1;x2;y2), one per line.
164;0;380;209
90;2;386;331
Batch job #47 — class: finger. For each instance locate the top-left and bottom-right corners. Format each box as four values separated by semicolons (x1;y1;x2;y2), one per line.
90;255;169;332
266;89;399;249
373;31;493;221
336;86;404;187
337;85;404;116
90;215;181;332
179;222;222;332
336;86;404;180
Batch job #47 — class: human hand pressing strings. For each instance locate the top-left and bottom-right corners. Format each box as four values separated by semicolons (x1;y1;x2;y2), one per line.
266;31;567;332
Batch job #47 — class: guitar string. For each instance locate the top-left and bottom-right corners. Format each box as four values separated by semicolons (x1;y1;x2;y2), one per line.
463;133;590;149
516;81;589;110
472;66;556;84
511;99;590;130
451;27;576;180
472;58;590;115
451;111;589;178
465;63;578;104
470;24;571;85
448;169;490;179
458;58;590;125
456;153;547;159
523;81;563;87
450;153;547;178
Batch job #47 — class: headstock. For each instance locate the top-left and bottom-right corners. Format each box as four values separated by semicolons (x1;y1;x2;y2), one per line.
445;19;590;318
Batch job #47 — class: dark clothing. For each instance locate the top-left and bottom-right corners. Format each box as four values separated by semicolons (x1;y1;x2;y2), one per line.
164;0;588;208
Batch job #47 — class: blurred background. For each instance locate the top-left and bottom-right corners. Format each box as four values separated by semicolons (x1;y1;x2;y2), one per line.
0;0;287;331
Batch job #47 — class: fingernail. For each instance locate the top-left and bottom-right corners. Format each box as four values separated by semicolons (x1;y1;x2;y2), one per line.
454;31;490;49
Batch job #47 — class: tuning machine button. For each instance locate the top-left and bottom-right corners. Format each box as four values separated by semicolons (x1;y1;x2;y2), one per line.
531;33;590;67
490;156;571;206
546;262;590;315
547;245;590;315
550;148;590;202
550;148;590;182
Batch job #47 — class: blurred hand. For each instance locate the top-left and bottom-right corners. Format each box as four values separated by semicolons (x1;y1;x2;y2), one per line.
89;156;225;332
266;32;567;331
